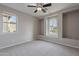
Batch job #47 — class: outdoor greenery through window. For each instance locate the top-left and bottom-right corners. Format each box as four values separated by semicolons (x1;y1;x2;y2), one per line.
3;15;16;32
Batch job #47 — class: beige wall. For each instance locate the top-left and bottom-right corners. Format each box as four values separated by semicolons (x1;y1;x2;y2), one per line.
63;10;79;40
40;19;44;35
0;4;39;49
0;15;3;33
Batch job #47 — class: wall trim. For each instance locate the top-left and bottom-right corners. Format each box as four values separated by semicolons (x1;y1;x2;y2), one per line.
37;35;79;49
0;40;33;50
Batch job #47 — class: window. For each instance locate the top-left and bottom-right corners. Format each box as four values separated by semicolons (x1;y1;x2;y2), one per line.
3;15;16;32
0;13;17;33
46;16;58;38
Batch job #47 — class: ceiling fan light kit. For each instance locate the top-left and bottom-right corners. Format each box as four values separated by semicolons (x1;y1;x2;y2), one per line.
27;3;52;13
37;7;42;11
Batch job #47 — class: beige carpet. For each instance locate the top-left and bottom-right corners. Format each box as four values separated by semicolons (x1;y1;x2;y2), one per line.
0;40;79;56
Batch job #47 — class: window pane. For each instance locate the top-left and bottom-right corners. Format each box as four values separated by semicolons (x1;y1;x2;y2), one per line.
3;15;16;32
3;23;8;32
8;16;16;23
3;16;8;22
8;23;16;32
48;16;58;38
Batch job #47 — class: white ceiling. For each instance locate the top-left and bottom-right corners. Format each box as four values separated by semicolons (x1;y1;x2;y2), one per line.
1;3;79;19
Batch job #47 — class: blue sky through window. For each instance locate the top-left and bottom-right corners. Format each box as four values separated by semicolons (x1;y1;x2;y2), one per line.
10;16;16;23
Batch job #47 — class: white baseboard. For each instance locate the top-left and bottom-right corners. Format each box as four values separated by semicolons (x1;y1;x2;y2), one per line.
0;40;33;50
37;35;79;49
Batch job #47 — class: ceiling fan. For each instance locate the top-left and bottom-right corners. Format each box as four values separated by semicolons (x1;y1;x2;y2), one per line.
27;3;52;13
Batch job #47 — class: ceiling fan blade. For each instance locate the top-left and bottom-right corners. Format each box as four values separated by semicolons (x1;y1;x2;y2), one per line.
34;10;37;13
42;9;46;13
43;3;51;7
27;5;36;7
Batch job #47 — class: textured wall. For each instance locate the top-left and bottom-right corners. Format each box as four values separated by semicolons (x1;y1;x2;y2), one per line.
63;9;79;40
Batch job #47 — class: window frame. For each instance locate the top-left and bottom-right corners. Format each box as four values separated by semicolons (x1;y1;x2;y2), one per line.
0;11;18;34
48;16;58;35
45;14;59;38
